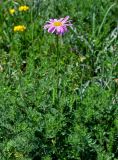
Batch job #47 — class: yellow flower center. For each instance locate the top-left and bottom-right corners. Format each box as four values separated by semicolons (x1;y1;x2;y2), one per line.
53;21;62;27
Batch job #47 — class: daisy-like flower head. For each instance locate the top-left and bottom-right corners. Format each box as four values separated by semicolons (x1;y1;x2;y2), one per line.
19;5;29;12
9;9;15;15
14;25;26;32
44;16;72;35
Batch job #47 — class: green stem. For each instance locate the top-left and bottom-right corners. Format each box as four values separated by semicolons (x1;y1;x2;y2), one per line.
56;35;60;107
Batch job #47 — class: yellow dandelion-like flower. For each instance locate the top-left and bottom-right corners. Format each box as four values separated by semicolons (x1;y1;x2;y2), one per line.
9;9;15;15
14;25;26;32
19;5;29;12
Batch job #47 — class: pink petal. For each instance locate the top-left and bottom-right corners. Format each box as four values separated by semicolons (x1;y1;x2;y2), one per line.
44;24;51;29
65;23;72;26
62;26;67;32
48;26;56;33
60;28;65;34
59;18;64;22
54;19;58;22
56;27;64;34
49;19;54;22
61;16;70;23
56;27;61;33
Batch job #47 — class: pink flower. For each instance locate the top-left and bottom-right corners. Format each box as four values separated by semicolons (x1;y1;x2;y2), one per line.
44;16;72;35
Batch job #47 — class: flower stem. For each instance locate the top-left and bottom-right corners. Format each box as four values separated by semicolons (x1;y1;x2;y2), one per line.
56;35;60;107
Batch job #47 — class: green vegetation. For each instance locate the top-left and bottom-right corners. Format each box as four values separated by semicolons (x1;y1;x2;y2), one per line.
0;0;118;159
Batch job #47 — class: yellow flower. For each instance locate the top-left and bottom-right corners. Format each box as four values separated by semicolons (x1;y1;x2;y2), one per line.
9;9;15;15
19;5;29;12
14;25;26;32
